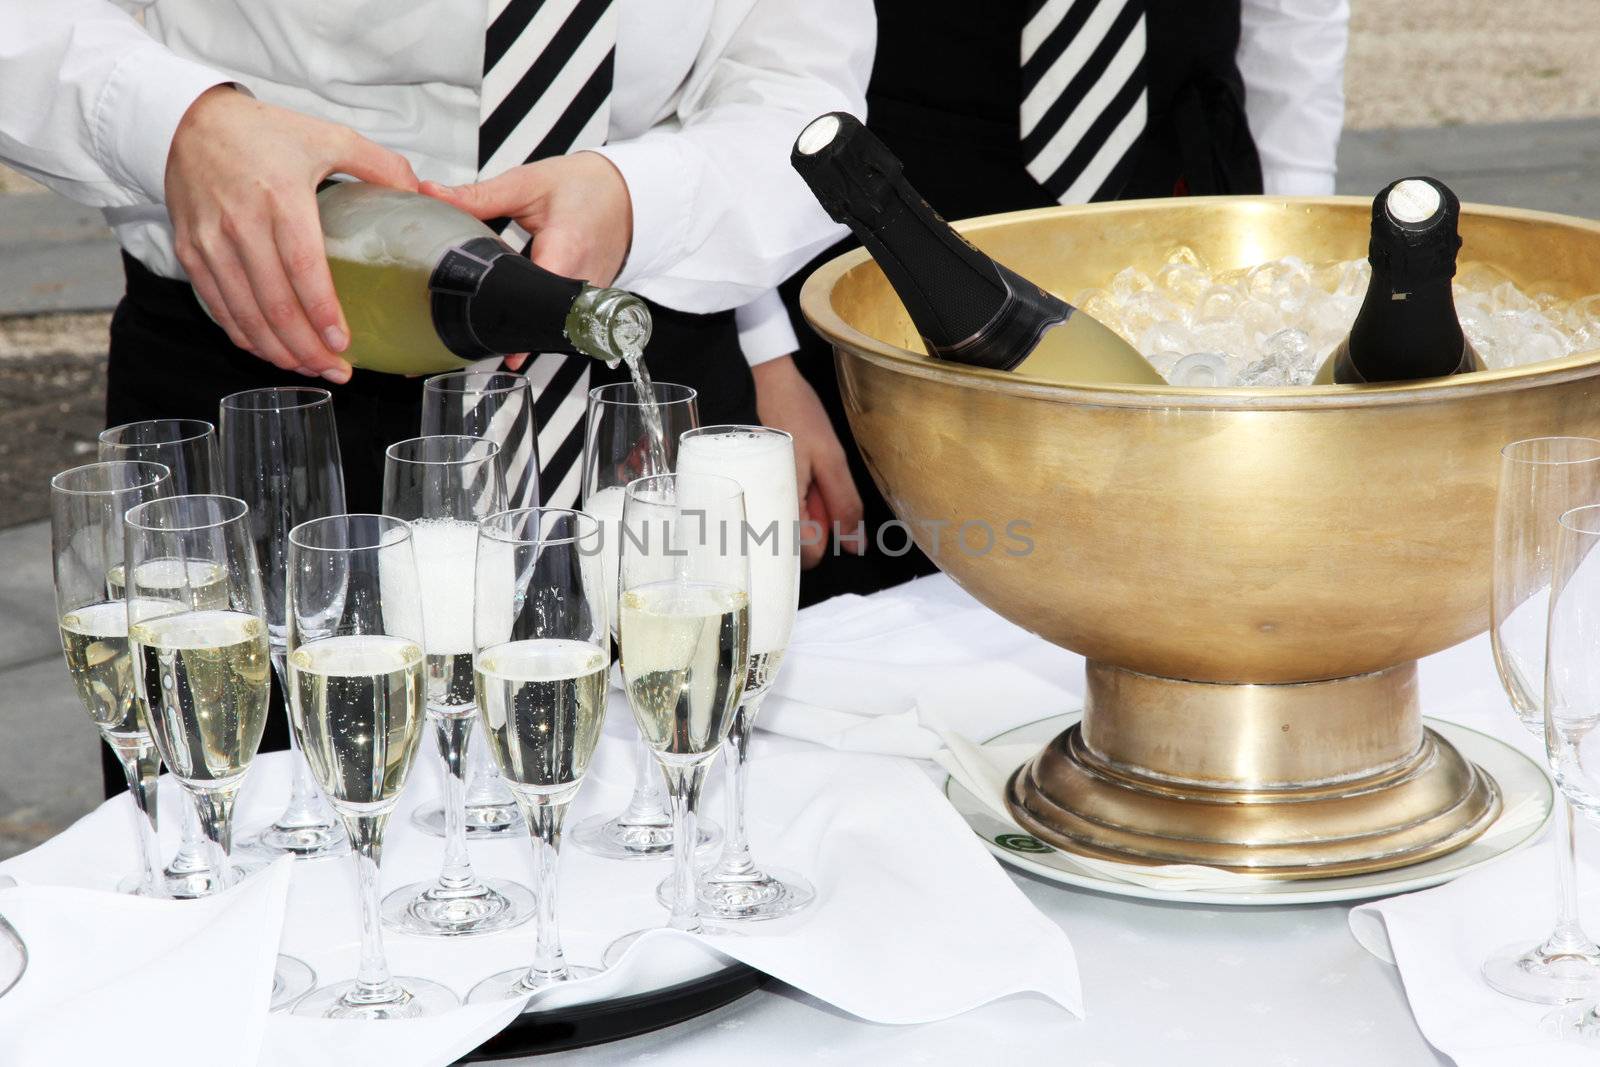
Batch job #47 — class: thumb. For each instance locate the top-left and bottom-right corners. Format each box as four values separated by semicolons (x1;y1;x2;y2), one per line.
333;133;419;191
421;167;544;222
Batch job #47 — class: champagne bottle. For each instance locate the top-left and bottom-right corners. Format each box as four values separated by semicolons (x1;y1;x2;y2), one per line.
1315;176;1484;384
315;182;651;376
790;112;1166;386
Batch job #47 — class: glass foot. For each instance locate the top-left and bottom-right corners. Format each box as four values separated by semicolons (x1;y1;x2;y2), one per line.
250;819;349;859
1543;1000;1600;1041
1483;938;1600;1004
656;864;816;921
290;976;459;1019
163;861;263;900
410;799;525;839
570;812;722;861
114;874;164;897
380;878;536;938
467;963;602;1003
270;954;316;1012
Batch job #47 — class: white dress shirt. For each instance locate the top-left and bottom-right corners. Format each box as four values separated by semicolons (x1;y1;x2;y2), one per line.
0;0;873;355
1239;0;1349;196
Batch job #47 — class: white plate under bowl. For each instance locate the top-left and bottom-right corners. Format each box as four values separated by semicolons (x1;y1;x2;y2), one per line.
945;713;1553;906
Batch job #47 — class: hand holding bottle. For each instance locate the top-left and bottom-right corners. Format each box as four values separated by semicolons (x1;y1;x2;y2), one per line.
164;86;420;382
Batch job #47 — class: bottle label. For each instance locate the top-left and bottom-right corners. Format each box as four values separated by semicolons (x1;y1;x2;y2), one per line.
429;237;508;359
931;264;1069;371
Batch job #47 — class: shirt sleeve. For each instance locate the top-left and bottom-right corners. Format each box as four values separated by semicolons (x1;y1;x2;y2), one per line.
735;289;799;368
1236;0;1350;196
593;0;875;314
0;0;233;208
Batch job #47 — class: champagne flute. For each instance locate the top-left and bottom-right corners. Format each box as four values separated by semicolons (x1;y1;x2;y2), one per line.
379;436;535;937
123;494;313;1009
286;515;457;1019
50;460;172;895
666;426;813;919
572;381;721;861
1539;503;1600;1039
1484;437;1600;1003
220;387;349;859
415;370;539;838
468;509;608;1000
605;473;751;963
99;418;233;897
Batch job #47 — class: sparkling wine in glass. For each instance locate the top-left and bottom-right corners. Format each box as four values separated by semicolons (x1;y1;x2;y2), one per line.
378;436;534;937
604;474;751;965
1483;437;1600;1004
468;509;609;1000
220;387;349;859
665;426;813;919
50;460;172;896
99;418;233;898
414;370;539;838
572;381;721;862
286;515;457;1019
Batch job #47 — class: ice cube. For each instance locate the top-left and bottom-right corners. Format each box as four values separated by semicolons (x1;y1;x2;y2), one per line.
1120;288;1185;337
1164;244;1209;272
1110;267;1154;300
1198;286;1240;320
1235;356;1288;387
1157;262;1210;303
1455;261;1512;294
1169;352;1233;387
1138;321;1193;356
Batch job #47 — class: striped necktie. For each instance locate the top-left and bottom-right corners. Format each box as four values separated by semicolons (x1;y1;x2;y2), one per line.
1020;0;1149;204
478;0;618;510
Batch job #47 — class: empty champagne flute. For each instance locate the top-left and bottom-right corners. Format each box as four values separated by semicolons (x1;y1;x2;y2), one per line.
572;381;721;862
379;436;534;937
1539;503;1600;1039
666;426;813;919
50;460;171;895
468;509;608;1000
220;387;348;859
415;370;539;838
99;418;232;897
604;474;751;964
123;494;314;1009
1484;437;1600;1003
286;515;457;1019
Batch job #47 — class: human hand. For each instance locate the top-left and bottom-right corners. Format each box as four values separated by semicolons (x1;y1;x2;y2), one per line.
419;151;633;286
753;356;865;569
164;86;419;382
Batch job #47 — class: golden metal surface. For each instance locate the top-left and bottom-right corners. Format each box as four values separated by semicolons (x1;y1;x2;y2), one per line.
799;196;1600;874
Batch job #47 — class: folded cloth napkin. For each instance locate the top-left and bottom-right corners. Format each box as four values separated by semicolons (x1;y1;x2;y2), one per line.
0;858;292;1066
1350;841;1600;1067
938;731;1550;893
763;575;1083;756
0;690;1083;1066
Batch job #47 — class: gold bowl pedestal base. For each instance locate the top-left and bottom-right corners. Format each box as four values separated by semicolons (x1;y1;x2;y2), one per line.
1005;662;1503;878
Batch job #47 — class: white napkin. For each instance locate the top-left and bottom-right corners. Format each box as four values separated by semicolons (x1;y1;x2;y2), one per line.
763;575;1082;756
0;858;292;1066
1350;841;1600;1067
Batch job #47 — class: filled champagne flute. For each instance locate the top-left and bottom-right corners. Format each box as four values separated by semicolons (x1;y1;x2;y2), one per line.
286;515;457;1019
1539;503;1600;1039
604;474;751;964
468;509;609;1000
414;370;539;839
572;381;721;862
50;460;172;895
220;387;349;858
378;436;534;937
666;427;813;919
1484;437;1600;1004
99;418;233;897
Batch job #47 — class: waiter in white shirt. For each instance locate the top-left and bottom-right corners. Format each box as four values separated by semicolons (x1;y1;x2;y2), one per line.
0;0;873;518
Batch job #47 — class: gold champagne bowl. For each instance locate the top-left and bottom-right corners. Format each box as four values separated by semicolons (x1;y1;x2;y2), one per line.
800;196;1600;877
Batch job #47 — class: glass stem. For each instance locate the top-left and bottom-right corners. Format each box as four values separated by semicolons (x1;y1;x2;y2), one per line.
522;798;573;984
620;736;670;824
112;738;162;893
434;710;479;894
341;814;404;1007
1543;797;1597;955
190;787;239;891
463;719;510;809
662;760;710;933
713;693;764;879
169;794;212;874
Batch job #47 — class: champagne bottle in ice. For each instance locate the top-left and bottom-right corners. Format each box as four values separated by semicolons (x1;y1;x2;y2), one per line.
314;182;652;376
1315;176;1485;384
790;112;1166;386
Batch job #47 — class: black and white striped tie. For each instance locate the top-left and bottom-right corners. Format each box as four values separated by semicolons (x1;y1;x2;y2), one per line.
1021;0;1149;204
479;0;617;510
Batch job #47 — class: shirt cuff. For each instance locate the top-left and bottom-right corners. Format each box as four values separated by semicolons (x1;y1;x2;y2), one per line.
1261;165;1336;197
95;45;235;205
735;290;799;368
589;138;693;292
